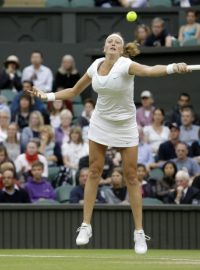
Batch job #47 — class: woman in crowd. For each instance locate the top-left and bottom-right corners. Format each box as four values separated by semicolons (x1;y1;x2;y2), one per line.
134;24;151;46
20;111;44;152
4;123;20;162
178;9;200;46
55;109;73;146
156;161;177;203
39;125;62;166
143;108;170;157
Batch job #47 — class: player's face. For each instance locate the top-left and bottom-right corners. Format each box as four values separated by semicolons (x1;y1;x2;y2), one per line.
104;37;124;56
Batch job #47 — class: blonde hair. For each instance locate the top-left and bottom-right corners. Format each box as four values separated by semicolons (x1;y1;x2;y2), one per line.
60;109;73;120
29;111;44;129
69;126;83;144
40;125;54;144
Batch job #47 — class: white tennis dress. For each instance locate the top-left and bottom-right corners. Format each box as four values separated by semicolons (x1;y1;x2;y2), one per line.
87;56;138;147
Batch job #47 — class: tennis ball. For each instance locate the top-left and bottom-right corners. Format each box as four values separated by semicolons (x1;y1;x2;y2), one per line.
126;11;137;22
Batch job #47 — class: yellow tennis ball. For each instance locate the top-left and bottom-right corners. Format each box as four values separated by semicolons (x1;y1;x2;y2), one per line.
126;11;137;22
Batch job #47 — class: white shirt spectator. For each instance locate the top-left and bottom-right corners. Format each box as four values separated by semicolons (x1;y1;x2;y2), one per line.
22;65;53;92
15;154;48;177
62;142;89;168
143;125;170;156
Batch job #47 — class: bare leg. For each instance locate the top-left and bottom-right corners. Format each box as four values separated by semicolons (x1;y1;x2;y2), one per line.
120;146;142;230
83;140;107;224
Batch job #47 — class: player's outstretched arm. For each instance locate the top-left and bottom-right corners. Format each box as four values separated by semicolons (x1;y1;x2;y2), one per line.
26;73;91;101
128;62;191;77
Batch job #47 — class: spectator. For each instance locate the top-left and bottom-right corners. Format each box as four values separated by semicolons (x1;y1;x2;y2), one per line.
156;161;177;203
145;17;173;47
0;108;11;142
143;108;170;157
168;170;200;204
39;125;62;166
94;0;147;7
190;129;200;164
134;24;151;46
0;161;17;190
0;168;30;203
49;100;66;129
20;111;44;152
165;92;193;126
106;147;122;168
22;51;53;92
103;167;127;204
0;55;22;91
69;167;105;204
25;161;56;203
138;127;154;167
3;123;20;162
136;90;155;127
11;81;50;129
15;139;48;181
137;164;154;198
179;107;199;146
178;10;200;46
78;98;95;128
53;55;80;91
172;142;200;177
157;123;180;162
0;144;12;167
172;0;200;8
55;109;72;146
62;126;89;172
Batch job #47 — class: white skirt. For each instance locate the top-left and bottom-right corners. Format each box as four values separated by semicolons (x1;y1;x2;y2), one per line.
88;112;139;147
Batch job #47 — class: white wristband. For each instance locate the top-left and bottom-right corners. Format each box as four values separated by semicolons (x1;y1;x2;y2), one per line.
166;64;175;74
46;93;56;101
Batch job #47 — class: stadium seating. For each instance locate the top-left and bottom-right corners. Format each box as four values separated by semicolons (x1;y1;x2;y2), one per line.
48;166;60;183
46;0;69;8
3;0;45;7
69;0;94;7
148;0;171;7
142;197;164;205
148;168;164;181
73;103;84;118
182;38;199;46
1;89;16;104
56;184;74;203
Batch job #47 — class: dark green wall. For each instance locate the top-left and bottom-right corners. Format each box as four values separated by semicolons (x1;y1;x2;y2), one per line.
0;205;199;249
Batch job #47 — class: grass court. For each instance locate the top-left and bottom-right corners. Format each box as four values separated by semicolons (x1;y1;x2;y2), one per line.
0;249;199;270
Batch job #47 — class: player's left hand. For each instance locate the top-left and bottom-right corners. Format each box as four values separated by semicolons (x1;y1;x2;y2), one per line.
174;63;191;74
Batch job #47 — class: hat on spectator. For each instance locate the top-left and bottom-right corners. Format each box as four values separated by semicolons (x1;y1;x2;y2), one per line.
169;123;180;130
140;90;152;98
4;55;20;69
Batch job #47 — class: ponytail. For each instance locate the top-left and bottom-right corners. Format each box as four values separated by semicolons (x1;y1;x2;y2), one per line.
123;41;140;58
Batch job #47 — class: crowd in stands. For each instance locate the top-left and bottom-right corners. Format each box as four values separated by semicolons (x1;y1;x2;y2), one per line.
0;46;199;205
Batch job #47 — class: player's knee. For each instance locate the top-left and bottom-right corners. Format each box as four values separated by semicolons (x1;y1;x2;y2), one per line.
124;171;138;186
89;167;102;181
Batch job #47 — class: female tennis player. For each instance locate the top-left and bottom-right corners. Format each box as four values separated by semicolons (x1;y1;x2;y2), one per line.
27;33;190;254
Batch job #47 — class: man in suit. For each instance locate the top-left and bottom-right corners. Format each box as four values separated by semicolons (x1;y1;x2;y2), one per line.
168;170;200;204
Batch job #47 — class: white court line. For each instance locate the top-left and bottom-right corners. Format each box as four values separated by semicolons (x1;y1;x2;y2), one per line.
0;254;200;264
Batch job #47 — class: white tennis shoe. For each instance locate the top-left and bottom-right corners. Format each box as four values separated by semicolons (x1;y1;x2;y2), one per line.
134;230;150;254
76;223;92;245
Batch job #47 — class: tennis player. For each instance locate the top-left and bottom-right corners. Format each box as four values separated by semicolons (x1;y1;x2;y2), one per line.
27;33;190;254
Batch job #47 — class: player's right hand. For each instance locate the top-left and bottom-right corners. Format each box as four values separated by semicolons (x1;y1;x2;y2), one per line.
25;86;47;101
